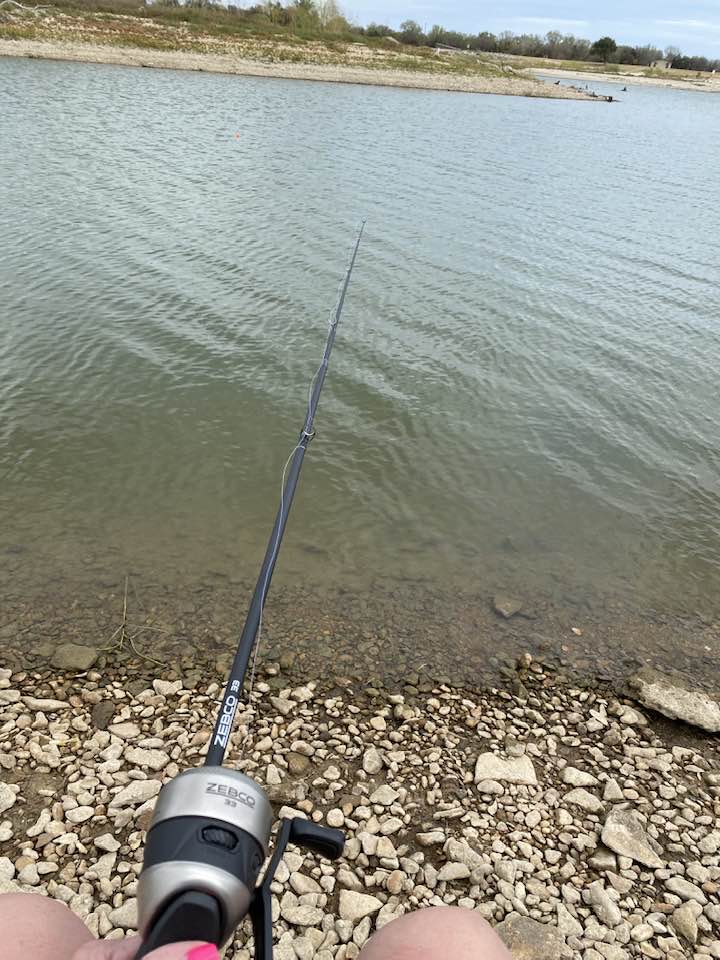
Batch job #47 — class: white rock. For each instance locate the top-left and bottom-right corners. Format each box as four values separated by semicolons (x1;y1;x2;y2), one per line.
125;747;170;771
108;899;138;930
671;903;699;943
152;679;182;697
601;808;663;868
0;783;18;815
109;779;161;809
289;873;322;896
270;696;293;716
556;902;583;937
561;767;598;787
18;863;40;886
22;697;69;711
362;747;383;775
586;880;622;927
94;833;121;853
280;892;323;926
603;779;624;802
108;722;141;740
339;890;383;923
474;754;537;786
0;857;15;881
94;853;117;881
369;785;399;806
66;806;94;824
665;876;707;904
565;788;604;814
437;862;470;882
630;669;720;733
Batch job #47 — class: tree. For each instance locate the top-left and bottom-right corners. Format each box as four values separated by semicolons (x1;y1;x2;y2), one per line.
398;19;424;45
590;36;617;62
365;21;391;36
664;45;681;61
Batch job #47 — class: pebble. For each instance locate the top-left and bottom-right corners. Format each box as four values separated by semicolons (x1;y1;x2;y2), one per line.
362;747;383;775
0;659;717;960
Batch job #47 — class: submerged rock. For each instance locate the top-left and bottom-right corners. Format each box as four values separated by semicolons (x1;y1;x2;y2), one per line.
493;595;523;619
51;643;98;671
629;668;720;733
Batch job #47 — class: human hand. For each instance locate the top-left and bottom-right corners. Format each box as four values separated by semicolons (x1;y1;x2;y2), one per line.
71;938;219;960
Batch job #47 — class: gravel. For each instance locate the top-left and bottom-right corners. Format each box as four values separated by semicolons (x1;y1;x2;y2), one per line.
0;656;718;959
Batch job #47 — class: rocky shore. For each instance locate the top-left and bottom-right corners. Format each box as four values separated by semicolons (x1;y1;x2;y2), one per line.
0;649;718;959
0;38;599;100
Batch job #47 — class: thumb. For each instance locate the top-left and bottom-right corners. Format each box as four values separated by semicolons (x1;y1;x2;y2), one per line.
73;938;219;960
141;942;220;960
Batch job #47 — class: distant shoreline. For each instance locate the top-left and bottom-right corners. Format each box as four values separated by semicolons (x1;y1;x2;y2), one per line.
0;38;600;100
532;65;720;93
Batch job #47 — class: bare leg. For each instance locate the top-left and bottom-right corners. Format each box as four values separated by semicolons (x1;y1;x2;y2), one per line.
360;906;512;960
0;892;93;960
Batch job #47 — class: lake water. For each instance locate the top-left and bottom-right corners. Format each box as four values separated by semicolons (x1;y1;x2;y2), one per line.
1;57;719;685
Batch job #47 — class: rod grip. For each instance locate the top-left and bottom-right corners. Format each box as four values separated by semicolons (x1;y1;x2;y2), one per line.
134;890;222;959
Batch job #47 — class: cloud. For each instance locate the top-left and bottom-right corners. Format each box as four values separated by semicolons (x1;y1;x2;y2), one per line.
655;19;720;32
509;17;590;30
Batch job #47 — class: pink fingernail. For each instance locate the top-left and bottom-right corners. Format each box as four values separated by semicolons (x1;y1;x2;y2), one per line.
186;946;219;960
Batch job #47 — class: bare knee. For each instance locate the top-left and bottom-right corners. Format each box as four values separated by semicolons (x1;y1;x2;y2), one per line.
360;906;512;960
0;892;93;960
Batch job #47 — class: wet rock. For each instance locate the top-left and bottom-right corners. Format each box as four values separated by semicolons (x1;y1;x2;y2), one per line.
474;753;537;786
91;701;116;731
496;913;569;959
288;753;310;775
51;644;98;671
601;808;663;868
629;668;720;733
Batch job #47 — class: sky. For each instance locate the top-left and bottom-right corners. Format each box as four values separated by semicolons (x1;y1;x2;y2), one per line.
342;0;720;57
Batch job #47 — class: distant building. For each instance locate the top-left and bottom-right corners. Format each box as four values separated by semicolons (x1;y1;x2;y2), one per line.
650;59;673;70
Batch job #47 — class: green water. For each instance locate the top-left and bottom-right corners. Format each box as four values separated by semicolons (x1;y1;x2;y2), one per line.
1;57;719;682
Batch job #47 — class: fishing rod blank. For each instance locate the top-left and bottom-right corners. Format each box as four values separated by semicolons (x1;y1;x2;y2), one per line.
134;222;365;960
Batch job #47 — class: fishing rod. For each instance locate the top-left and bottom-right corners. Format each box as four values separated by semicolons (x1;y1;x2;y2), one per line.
134;221;366;960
